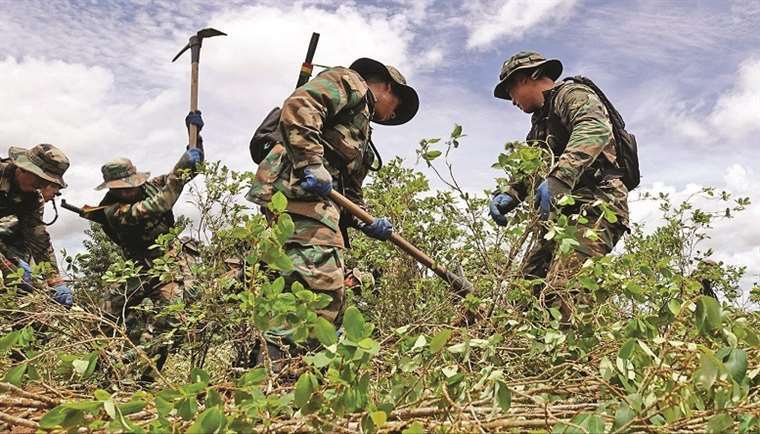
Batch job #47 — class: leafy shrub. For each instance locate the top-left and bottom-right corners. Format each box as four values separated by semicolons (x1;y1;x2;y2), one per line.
0;128;757;433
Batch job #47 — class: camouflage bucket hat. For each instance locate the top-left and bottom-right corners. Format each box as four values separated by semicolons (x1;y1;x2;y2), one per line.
349;57;419;125
96;158;150;190
493;51;563;100
9;144;70;188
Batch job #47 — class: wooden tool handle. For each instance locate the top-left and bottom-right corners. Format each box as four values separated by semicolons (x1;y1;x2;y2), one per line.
328;190;445;277
327;190;473;296
188;62;200;149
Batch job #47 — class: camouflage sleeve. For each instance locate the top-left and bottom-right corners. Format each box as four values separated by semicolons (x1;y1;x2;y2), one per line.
22;205;60;273
550;84;614;189
107;173;184;225
148;174;169;188
280;68;368;170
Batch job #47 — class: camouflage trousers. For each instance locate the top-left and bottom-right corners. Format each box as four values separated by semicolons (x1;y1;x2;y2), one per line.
103;275;184;378
104;246;196;379
522;213;626;322
281;214;346;325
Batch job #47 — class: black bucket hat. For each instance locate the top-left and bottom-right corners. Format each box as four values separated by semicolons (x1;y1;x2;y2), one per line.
349;58;419;125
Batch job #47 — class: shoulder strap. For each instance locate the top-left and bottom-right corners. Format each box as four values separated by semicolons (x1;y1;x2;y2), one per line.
542;82;570;134
564;76;626;128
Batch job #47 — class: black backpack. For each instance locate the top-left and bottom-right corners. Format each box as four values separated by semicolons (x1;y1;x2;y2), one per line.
564;76;641;191
249;107;283;164
249;96;382;170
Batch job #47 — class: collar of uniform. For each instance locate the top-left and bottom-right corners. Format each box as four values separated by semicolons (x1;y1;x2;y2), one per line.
534;82;564;120
365;88;377;119
541;82;563;106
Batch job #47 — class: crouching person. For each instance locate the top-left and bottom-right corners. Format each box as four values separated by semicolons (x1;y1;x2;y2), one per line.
0;144;73;307
93;113;204;381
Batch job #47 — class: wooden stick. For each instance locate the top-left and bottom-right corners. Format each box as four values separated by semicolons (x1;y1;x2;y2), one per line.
0;397;50;408
327;190;473;296
0;382;60;407
0;410;39;429
188;61;199;149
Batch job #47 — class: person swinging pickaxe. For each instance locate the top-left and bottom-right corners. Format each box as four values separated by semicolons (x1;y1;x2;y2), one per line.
172;28;227;149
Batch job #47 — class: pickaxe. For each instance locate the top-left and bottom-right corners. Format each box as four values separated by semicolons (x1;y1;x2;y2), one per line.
328;190;474;297
172;27;227;149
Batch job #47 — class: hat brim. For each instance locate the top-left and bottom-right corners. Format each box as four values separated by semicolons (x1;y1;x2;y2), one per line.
493;58;563;100
9;146;67;188
349;57;419;126
95;172;150;191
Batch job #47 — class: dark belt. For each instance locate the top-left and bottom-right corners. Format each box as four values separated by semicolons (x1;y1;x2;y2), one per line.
579;165;624;187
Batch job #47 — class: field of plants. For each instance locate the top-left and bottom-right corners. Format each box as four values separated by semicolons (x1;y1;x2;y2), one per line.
1;127;757;433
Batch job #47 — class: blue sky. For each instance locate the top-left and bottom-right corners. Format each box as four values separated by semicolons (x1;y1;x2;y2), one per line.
1;0;758;303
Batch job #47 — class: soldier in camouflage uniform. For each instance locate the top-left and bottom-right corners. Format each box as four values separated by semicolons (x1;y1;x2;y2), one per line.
0;144;74;307
94;113;204;379
247;58;418;328
489;51;629;321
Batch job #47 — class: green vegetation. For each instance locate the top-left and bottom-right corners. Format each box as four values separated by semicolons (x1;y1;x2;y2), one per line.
1;127;757;433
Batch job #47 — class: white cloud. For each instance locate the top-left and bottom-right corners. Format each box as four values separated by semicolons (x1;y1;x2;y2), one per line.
418;47;445;70
465;0;578;49
0;2;418;268
201;3;413;111
708;58;760;139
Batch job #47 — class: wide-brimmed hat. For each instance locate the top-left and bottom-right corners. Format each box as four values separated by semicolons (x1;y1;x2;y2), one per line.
349;57;419;125
493;51;563;100
96;158;150;190
9;144;70;188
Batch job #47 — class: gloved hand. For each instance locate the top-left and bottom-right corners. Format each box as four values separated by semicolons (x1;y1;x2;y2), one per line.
52;284;74;308
300;164;333;196
17;259;32;284
359;218;393;241
488;193;516;226
185;111;204;132
175;148;205;172
535;177;571;220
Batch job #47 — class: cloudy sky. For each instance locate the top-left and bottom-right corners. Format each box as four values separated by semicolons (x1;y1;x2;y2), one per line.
1;0;758;302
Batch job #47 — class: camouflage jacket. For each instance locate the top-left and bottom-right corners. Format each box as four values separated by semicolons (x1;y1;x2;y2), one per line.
99;173;183;264
0;160;61;276
247;67;376;248
505;81;629;227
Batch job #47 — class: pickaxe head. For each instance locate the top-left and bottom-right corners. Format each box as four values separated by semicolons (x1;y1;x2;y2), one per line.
172;27;227;63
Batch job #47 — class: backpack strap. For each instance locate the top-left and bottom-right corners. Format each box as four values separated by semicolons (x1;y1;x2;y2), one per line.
552;78;625;184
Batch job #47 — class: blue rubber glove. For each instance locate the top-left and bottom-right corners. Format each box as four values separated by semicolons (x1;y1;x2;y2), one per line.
186;148;204;165
535;177;571;220
53;284;74;308
300;164;333;196
360;218;393;241
17;259;33;284
488;193;516;226
185;111;204;132
175;148;205;172
535;180;551;220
